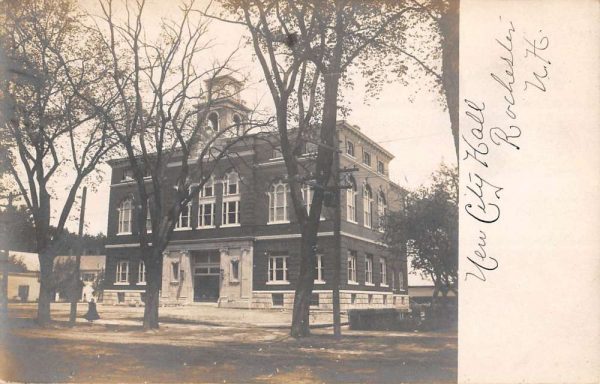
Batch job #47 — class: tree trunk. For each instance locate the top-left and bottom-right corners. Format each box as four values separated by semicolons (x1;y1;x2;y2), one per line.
36;253;54;326
290;76;340;337
440;0;460;159
143;248;163;330
290;227;318;338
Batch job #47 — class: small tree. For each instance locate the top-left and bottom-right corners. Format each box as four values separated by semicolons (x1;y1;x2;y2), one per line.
92;269;105;302
385;164;458;305
50;258;80;301
6;254;28;273
0;205;36;253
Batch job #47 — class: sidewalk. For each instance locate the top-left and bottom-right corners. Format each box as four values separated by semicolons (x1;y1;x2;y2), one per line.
8;302;348;328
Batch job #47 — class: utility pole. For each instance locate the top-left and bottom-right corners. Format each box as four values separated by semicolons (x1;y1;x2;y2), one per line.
332;133;358;338
332;135;342;338
307;137;355;338
0;249;8;326
69;186;87;326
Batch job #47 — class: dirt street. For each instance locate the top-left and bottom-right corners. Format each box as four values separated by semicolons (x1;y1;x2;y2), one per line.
0;304;456;383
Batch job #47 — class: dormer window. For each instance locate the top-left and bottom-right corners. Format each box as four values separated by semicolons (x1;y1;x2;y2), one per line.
207;112;219;131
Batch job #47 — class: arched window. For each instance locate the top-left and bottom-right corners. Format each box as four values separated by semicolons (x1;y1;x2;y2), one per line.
118;197;133;234
223;171;239;196
268;181;288;223
363;184;373;228
207;112;219;131
377;191;387;232
346;177;357;223
222;171;240;226
201;177;215;198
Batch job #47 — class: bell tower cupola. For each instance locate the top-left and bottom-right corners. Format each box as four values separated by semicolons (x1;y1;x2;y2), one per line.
202;75;249;136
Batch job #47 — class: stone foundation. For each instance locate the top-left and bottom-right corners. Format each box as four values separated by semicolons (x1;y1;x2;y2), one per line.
104;289;410;311
251;290;410;311
103;290;145;306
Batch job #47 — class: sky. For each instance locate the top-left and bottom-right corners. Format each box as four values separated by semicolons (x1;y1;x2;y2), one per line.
47;0;456;237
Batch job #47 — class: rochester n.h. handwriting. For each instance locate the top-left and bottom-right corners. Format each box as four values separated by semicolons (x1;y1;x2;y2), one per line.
463;18;550;283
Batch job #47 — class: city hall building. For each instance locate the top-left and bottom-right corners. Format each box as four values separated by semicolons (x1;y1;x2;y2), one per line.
103;77;409;311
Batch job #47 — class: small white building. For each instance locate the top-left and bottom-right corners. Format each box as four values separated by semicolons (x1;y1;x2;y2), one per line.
6;251;40;302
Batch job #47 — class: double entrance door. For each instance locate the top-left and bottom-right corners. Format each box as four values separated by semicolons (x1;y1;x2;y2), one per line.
192;251;220;302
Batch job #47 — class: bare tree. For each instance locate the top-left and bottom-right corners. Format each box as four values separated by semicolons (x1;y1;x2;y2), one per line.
218;0;425;337
0;0;116;325
85;0;270;329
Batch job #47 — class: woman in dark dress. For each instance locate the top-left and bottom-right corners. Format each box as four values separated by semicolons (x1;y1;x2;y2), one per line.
84;298;100;322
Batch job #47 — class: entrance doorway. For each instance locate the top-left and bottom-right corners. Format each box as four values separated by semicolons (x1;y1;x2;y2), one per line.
192;251;220;302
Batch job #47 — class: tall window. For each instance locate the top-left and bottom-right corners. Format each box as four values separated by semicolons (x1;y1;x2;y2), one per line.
268;181;288;223
380;257;387;286
118;198;133;234
347;251;357;283
145;199;152;233
230;259;240;282
222;200;240;226
363;150;371;167
391;269;396;291
346;179;357;223
346;140;355;157
199;202;215;228
365;254;373;284
207;112;219;131
138;261;146;284
377;191;387;232
116;260;129;283
363;184;373;228
302;184;314;215
398;271;404;291
198;178;215;228
175;203;191;229
222;172;240;226
315;254;325;283
377;160;385;174
171;262;180;282
268;254;288;283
